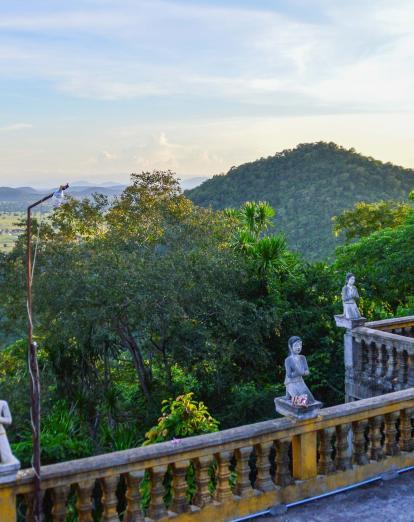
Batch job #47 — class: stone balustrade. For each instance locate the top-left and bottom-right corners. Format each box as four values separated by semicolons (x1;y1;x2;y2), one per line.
345;316;414;400
366;315;414;335
3;388;414;521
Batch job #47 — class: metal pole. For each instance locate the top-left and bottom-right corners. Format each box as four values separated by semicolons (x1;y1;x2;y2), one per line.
27;205;42;521
26;184;69;521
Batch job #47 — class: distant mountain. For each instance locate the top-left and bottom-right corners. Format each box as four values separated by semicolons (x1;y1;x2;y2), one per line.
67;185;125;198
0;186;41;201
71;180;125;188
70;180;96;187
0;184;126;211
180;176;209;191
185;142;414;260
101;181;126;187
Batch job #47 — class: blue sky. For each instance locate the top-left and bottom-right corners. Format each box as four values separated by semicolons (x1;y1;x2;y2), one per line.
1;0;414;186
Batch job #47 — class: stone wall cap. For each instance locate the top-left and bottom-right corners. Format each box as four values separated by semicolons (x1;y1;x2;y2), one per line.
334;315;366;330
15;388;414;487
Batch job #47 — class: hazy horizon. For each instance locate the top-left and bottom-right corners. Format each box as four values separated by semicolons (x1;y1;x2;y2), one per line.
1;0;414;186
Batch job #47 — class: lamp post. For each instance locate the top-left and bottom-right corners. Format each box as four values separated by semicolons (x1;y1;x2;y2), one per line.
27;183;69;521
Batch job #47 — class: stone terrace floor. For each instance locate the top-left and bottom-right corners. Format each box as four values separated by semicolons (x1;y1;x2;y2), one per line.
258;469;414;522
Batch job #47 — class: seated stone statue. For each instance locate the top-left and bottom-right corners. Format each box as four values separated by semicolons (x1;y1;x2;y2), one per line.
284;336;315;404
275;336;322;419
0;400;18;465
341;272;361;320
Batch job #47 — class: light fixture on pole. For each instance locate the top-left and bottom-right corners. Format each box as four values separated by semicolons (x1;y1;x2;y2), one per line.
27;183;69;521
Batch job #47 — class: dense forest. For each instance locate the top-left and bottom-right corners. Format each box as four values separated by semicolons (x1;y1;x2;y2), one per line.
186;142;414;260
0;168;413;472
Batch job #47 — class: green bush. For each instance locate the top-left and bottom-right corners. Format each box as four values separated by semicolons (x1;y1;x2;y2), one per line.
12;401;92;467
143;392;219;445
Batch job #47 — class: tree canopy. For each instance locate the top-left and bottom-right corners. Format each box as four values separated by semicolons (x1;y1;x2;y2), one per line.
4;166;411;468
186;142;414;260
332;200;411;242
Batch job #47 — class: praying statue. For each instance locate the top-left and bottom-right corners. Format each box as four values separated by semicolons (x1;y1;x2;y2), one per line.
0;400;18;465
284;336;315;405
341;272;361;320
275;336;322;419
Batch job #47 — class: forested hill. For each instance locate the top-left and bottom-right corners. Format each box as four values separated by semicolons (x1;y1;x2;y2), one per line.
186;142;414;260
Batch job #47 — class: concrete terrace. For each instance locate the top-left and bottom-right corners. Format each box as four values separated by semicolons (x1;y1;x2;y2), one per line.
262;469;414;522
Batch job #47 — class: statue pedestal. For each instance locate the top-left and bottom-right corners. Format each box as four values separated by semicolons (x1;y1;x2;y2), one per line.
0;460;20;484
334;314;366;330
274;397;322;420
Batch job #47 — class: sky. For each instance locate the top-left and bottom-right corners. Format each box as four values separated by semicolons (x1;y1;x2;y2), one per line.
1;0;414;186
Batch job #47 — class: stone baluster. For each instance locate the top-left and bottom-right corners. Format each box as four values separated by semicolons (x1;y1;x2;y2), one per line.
124;471;145;522
193;456;213;508
375;344;387;393
51;485;71;522
234;446;254;498
75;480;95;522
317;428;335;474
367;342;376;386
384;411;400;456
335;424;352;471
407;352;414;387
274;437;293;487
100;475;120;522
254;442;275;492
214;451;234;503
171;460;190;514
396;348;408;390
400;408;414;452
24;493;34;522
361;341;369;384
385;343;397;391
352;419;368;465
148;466;168;520
368;415;384;461
25;491;46;522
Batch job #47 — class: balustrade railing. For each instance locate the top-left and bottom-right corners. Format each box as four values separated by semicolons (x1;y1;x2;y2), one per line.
346;316;414;400
3;388;414;521
366;315;414;335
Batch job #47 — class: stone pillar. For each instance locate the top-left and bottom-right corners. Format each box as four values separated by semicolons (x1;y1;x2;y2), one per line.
0;457;20;522
292;432;317;480
344;331;356;402
334;315;366;402
0;486;17;522
0;462;21;522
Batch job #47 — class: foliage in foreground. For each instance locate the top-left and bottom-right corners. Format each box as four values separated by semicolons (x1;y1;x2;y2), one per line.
144;393;219;445
1;169;392;467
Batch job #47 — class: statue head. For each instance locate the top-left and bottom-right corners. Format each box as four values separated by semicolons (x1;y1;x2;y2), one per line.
288;336;302;355
345;272;355;285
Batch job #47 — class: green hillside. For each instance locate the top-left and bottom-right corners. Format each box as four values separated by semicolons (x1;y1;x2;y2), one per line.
186;142;414;260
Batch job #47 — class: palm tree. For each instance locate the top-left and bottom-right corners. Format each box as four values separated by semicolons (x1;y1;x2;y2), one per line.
239;201;275;239
228;201;294;281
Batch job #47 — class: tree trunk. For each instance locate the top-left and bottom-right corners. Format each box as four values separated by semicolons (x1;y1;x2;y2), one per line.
116;322;152;401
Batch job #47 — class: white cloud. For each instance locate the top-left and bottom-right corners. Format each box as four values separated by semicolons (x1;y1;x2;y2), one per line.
1;1;414;183
0;123;33;131
0;0;408;115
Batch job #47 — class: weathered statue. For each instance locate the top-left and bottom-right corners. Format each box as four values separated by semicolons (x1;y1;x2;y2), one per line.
275;336;322;419
0;400;19;465
341;273;361;319
284;336;315;404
